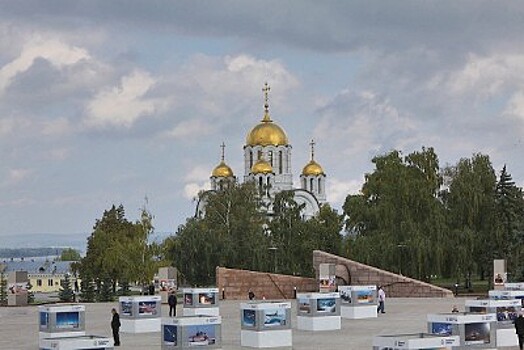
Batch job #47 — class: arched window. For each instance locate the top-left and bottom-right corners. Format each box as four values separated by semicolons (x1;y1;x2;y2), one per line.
318;178;322;194
266;177;271;196
259;177;263;192
249;151;253;168
310;178;314;192
279;151;283;174
268;151;273;166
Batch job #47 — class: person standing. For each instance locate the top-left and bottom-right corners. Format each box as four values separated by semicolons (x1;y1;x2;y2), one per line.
515;312;524;350
377;286;386;314
168;290;177;317
111;308;121;346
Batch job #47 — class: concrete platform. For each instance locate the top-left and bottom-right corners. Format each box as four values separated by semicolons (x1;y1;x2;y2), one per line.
0;298;521;349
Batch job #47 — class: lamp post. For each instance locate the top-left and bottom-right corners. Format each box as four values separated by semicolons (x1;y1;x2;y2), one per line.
397;244;407;276
268;247;278;273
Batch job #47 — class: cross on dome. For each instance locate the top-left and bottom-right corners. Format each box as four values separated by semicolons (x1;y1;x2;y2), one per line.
262;82;272;122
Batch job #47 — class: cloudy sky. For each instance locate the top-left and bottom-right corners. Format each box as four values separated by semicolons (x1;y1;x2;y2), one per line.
2;1;524;241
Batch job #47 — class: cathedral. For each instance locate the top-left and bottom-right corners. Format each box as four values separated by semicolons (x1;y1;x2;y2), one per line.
196;83;327;219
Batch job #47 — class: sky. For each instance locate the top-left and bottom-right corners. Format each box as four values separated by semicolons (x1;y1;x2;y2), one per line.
2;1;524;243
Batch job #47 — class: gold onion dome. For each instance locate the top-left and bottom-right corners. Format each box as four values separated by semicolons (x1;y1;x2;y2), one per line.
251;158;273;174
212;161;234;178
302;139;325;176
246;82;289;146
246;115;289;146
302;160;325;176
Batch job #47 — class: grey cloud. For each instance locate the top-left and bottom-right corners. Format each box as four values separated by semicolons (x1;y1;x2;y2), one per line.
2;1;524;57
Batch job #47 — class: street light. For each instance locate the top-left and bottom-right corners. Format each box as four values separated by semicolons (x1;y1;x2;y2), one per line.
397;244;407;276
268;247;278;273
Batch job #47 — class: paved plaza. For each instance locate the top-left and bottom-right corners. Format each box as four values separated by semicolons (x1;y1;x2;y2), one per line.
0;297;520;349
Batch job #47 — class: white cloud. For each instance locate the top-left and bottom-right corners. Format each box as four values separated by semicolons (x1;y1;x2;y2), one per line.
166;119;215;140
84;70;164;128
1;168;33;188
0;37;90;94
171;54;299;120
41;117;73;136
431;53;524;100
183;182;210;201
504;90;524;123
314;89;417;158
326;177;362;205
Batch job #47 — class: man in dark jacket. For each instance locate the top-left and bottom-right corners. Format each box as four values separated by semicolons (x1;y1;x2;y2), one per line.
168;290;177;317
111;308;121;346
515;312;524;350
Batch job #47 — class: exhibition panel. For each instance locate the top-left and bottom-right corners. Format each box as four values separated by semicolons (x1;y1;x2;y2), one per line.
427;313;497;350
372;332;459;349
38;304;86;339
182;288;220;317
296;292;341;331
161;315;222;349
338;285;377;319
39;335;113;350
240;301;292;348
119;295;162;333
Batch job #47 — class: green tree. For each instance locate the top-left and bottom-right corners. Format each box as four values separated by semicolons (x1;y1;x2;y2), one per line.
442;154;497;282
79;277;96;302
0;270;7;306
343;147;446;280
58;274;74;302
79;204;161;298
58;248;81;261
165;182;269;286
493;165;524;280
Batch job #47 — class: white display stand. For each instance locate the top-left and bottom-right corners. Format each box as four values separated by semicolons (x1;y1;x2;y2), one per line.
39;335;113;350
489;289;524;305
296;292;341;331
372;333;459;349
161;315;222;349
119;295;162;333
427;313;498;349
182;288;220;317
338;285;377;319
183;307;220;317
240;301;292;348
121;318;161;333
240;329;292;348
466;296;520;348
38;304;86;339
504;282;524;290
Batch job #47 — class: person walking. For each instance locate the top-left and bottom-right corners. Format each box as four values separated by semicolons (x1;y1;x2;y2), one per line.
111;308;121;346
168;290;177;317
377;286;386;314
515;312;524;350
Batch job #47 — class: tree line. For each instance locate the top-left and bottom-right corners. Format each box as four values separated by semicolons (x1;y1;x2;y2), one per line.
78;146;524;291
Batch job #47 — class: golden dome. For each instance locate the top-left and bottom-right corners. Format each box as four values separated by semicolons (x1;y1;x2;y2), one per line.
302;160;325;176
212;161;234;178
251;159;273;174
246;114;289;146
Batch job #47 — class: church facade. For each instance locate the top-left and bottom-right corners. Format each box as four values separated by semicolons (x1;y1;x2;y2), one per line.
197;83;327;219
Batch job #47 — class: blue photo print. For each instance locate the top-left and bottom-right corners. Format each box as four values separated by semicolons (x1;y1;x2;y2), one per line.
317;298;336;313
263;309;286;327
431;322;452;335
56;311;80;329
163;325;177;346
187;324;216;345
243;309;256;327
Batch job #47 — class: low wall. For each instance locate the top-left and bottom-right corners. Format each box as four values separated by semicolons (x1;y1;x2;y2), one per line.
313;250;453;298
216;267;317;300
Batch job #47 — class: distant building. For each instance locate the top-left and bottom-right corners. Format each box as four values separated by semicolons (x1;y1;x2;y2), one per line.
1;259;77;293
196;83;327;219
